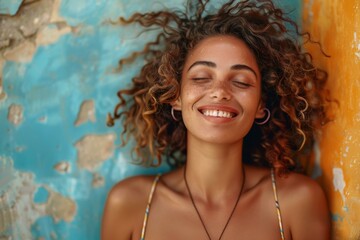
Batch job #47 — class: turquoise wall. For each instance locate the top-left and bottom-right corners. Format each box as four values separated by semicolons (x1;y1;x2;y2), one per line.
0;0;300;239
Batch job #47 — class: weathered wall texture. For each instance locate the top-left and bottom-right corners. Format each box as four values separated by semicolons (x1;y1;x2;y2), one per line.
303;0;360;239
0;0;179;239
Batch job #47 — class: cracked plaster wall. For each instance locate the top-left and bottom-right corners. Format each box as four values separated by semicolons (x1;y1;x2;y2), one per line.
0;0;181;239
302;0;360;239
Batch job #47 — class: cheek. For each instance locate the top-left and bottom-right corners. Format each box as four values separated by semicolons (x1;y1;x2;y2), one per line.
236;91;262;112
180;84;203;105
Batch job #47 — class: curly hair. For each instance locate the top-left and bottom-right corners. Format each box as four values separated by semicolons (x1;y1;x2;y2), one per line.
107;0;330;174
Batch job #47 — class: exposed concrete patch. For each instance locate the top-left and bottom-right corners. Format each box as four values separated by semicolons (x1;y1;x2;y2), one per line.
50;231;57;239
353;32;360;60
0;194;17;234
0;0;74;63
0;58;7;103
37;116;47;124
74;99;96;126
36;22;72;46
3;41;36;62
0;235;12;240
333;167;347;209
53;161;71;174
45;190;77;223
92;173;105;188
15;146;26;152
0;156;16;233
0;0;53;62
0;169;42;239
0;156;16;193
75;133;116;171
0;156;77;238
7;104;24;126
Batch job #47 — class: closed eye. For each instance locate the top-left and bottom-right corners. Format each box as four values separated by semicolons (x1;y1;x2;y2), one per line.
233;81;252;88
192;77;211;81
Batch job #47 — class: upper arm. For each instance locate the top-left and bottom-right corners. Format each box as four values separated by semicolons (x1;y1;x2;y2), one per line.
101;184;134;240
101;177;149;240
286;176;331;240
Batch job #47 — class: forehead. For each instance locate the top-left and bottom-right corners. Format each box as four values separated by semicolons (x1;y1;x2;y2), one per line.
184;35;260;73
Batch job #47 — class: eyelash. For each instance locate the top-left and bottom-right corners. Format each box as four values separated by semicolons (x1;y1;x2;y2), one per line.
233;81;251;88
190;77;253;88
191;77;210;81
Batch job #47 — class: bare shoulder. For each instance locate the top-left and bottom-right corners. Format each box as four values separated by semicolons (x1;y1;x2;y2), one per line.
275;171;331;240
275;171;327;208
101;175;157;240
108;175;155;204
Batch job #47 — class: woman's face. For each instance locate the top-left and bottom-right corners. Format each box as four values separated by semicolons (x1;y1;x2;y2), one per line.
174;35;265;145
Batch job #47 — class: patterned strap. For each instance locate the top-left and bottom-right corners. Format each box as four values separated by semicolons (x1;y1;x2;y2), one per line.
271;168;285;240
140;174;161;240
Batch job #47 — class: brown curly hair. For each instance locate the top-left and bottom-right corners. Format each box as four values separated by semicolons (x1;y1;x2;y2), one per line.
107;0;330;174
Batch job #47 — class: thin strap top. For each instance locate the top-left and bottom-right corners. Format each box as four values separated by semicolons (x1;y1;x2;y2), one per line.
140;169;285;240
271;168;285;240
140;174;161;240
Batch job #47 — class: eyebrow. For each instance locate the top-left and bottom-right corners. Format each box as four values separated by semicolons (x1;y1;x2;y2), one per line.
187;60;258;78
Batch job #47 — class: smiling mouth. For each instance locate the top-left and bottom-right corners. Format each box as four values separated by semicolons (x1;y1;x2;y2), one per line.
200;109;237;118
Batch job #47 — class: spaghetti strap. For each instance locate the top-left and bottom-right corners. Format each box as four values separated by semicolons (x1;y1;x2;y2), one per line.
271;168;285;240
140;171;284;239
140;174;161;240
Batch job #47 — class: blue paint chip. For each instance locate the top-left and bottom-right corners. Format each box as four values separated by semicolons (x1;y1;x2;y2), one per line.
331;213;344;222
33;186;49;204
0;0;23;15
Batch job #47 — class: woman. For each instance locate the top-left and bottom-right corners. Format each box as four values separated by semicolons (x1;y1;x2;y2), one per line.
102;0;331;239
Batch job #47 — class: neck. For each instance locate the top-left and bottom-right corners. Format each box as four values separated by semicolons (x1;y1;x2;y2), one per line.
184;135;245;203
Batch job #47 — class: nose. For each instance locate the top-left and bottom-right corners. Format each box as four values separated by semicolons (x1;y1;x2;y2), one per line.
210;79;231;101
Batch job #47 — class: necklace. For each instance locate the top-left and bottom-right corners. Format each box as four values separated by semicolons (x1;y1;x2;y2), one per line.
183;166;246;240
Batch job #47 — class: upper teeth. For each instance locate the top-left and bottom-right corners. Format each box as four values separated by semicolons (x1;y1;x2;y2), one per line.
202;110;233;118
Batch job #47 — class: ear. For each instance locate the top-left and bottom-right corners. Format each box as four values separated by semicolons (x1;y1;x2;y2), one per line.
255;102;266;119
171;97;182;111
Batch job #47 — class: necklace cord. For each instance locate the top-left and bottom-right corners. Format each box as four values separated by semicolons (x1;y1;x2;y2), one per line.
183;166;246;240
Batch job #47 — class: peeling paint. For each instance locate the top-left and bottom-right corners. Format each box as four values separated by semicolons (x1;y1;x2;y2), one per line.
0;156;15;193
7;104;24;126
92;173;105;188
331;213;344;222
0;156;78;238
0;156;16;233
37;116;48;124
0;199;17;233
333;168;347;208
0;235;12;240
36;22;72;46
50;231;58;239
353;32;360;60
45;190;77;223
15;146;26;152
75;133;116;171
0;58;7;103
311;141;322;178
53;161;71;174
0;170;42;239
3;41;36;62
0;0;72;63
0;1;52;62
74;100;96;126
